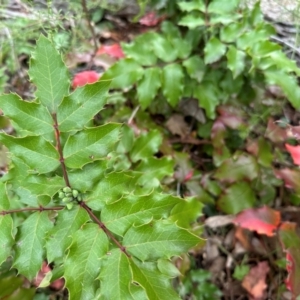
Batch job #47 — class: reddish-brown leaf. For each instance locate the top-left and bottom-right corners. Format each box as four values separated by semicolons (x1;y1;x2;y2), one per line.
265;118;287;143
274;168;300;191
285;143;300;165
242;261;270;300
233;206;281;236
139;12;163;26
278;222;300;297
96;43;125;59
217;106;244;129
72;71;100;89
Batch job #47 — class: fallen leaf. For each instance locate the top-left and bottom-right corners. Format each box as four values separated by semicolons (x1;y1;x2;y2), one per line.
96;43;125;59
265;118;287;143
166;114;190;138
204;215;235;228
242;261;270;299
72;71;100;88
233;206;281;236
274;168;300;191
139;11;163;26
285;143;300;165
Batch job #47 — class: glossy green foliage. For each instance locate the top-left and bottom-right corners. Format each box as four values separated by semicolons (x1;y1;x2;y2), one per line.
0;36;201;299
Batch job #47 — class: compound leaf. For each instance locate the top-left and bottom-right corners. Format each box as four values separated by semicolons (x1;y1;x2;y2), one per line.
29;35;70;112
58;81;110;132
64;223;109;300
46;206;90;262
204;37;227;64
123;220;201;260
63;124;121;168
14;212;53;280
0;215;14;265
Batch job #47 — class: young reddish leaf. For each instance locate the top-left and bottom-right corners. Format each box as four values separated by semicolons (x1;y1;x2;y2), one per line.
265;118;287;143
278;222;300;297
274;168;300;191
96;44;125;59
242;261;270;299
233;206;281;236
217;105;244;129
139;12;163;27
285;143;300;165
183;169;194;182
72;71;100;89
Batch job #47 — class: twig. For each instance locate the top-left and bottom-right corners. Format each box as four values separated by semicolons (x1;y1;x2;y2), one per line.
0;206;64;216
80;201;131;258
52;113;71;187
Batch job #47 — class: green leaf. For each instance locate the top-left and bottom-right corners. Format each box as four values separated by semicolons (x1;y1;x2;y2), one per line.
151;33;178;62
58;81;110;132
265;71;300;109
130;259;181;300
14;212;53;279
0;134;60;174
99;249;135;300
220;22;245;43
182;55;205;82
63;124;121;168
68;160;107;192
170;197;203;228
130;130;162;162
217;182;257;214
0;215;14;265
101;59;144;89
157;259;181;277
204;37;227;64
0;181;9;209
123;220;201;260
137;67;161;109
136;157;174;188
86;171;135;210
46;206;90;262
0;276;23;298
0;94;53;135
102;193;180;237
122;33;157;66
64;223;109;300
28;35;70;112
208;0;239;13
178;12;206;29
226;46;246;78
194;82;220;119
162;64;184;107
178;0;205;12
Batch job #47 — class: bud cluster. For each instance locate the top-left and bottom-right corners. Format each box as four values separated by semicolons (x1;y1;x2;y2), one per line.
57;186;82;209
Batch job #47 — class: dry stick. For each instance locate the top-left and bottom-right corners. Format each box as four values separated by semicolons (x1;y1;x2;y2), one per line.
0;206;64;216
52;113;130;257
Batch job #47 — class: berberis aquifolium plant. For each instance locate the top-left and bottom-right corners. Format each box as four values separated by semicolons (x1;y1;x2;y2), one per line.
0;35;201;299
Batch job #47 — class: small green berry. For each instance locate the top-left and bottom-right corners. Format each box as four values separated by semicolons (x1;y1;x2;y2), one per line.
77;195;82;201
72;190;79;198
65;192;72;197
58;192;65;199
63;187;72;193
62;197;72;203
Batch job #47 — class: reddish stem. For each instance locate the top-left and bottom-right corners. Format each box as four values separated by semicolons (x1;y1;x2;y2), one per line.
0;206;64;216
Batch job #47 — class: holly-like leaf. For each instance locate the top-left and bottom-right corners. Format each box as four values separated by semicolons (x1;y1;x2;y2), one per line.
101;58;144;89
63;124;121;168
97;43;125;59
28;35;70;112
274;168;300;191
204;37;227;64
226;46;246;78
0;94;53;135
151;33;178;62
101;193;180;237
135;157;174;188
0;215;14;265
178;0;205;12
46;207;90;262
99;249;135;300
0;181;9;210
130;130;162;162
182;55;205;82
123;220;201;261
218;182;257;214
130;259;181;300
137;67;161;109
208;0;239;13
285;144;300;166
0;134;60;174
86;171;135;210
14;212;53;280
64;223;109;300
162;64;184;107
178;13;205;29
139;11;163;26
72;71;100;89
58;81;110;132
233;206;281;236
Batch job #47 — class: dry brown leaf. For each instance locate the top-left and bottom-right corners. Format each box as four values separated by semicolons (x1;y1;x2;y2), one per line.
166;114;190;138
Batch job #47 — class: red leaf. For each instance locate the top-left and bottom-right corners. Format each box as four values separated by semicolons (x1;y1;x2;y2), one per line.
278;222;300;297
183;170;194;182
139;12;163;27
233;206;281;236
242;261;270;300
96;43;125;59
285;143;300;165
274;168;300;190
72;71;100;89
265;118;287;143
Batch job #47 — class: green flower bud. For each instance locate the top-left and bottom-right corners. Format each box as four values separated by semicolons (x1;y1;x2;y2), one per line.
63;187;72;193
65;192;72;197
62;197;72;203
72;190;79;198
58;192;65;199
77;195;82;201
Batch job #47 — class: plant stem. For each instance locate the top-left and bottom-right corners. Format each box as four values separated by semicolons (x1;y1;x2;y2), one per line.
80;201;131;258
0;206;64;216
52;113;71;187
